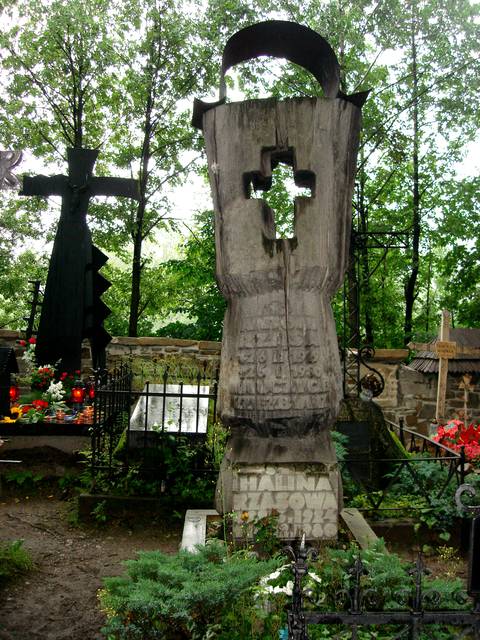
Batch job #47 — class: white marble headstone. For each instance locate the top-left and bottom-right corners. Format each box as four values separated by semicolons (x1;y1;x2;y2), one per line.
130;384;210;433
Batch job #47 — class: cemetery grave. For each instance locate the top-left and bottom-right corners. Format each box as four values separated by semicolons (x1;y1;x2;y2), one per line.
0;13;479;640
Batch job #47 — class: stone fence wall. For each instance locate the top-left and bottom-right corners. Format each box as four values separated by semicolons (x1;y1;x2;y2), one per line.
106;336;221;367
364;356;480;433
1;330;478;431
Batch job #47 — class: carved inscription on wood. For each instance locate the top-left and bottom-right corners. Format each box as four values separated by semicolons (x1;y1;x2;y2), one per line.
234;308;327;418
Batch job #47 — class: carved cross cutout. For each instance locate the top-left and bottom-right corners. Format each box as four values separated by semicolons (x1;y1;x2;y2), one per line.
244;148;314;239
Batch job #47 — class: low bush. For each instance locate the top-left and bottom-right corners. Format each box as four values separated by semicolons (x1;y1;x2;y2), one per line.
99;539;468;640
99;540;284;639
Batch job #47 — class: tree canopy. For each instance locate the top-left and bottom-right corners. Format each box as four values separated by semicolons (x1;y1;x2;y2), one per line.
0;0;478;345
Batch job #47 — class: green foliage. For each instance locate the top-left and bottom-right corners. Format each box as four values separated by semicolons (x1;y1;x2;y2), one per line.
156;211;226;341
0;540;34;585
86;413;227;503
91;499;109;525
347;455;480;535
99;538;468;640
205;421;230;468
99;540;283;639
4;469;44;490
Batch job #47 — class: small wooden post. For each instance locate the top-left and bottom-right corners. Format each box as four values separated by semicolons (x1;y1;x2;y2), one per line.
436;310;455;423
409;311;479;426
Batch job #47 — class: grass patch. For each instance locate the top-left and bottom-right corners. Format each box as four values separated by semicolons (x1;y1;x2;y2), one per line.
0;539;34;585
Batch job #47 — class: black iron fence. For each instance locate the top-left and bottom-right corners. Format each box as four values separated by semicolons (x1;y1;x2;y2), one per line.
89;362;220;491
341;417;465;516
286;484;480;639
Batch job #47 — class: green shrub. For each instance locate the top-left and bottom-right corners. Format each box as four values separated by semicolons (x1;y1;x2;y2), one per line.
99;539;469;640
99;540;283;639
310;540;465;611
0;540;34;585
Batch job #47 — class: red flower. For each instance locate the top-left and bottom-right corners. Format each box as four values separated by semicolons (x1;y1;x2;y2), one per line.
32;399;49;410
75;370;81;375
18;340;26;347
28;337;36;344
21;405;32;414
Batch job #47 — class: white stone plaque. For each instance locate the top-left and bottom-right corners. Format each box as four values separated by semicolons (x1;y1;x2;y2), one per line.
130;384;210;433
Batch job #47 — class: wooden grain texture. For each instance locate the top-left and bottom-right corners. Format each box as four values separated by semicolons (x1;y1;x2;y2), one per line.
203;97;362;433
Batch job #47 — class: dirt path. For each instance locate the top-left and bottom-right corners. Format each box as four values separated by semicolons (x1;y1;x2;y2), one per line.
0;496;182;640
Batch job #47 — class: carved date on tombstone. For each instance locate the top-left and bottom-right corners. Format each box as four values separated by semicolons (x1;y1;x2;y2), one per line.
194;21;368;539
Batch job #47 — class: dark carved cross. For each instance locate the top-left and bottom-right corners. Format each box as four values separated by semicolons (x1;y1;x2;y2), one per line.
21;148;139;372
245;148;314;238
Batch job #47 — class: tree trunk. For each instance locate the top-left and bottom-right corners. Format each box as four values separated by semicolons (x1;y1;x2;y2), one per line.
357;167;374;345
128;203;145;337
346;232;360;348
403;4;420;346
128;69;154;336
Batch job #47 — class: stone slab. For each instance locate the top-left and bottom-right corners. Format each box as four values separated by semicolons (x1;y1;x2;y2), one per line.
340;507;379;550
180;509;219;552
226;464;339;540
130;384;210;433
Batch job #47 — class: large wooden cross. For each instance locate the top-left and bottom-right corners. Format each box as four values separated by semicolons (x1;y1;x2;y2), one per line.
408;310;480;424
21;148;139;371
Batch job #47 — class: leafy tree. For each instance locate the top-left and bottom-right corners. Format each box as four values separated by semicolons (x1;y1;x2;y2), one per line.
0;0;120;155
231;0;480;346
435;176;480;328
90;0;256;336
157;210;226;341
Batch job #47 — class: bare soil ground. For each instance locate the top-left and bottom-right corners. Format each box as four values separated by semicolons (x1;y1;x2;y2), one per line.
0;494;182;640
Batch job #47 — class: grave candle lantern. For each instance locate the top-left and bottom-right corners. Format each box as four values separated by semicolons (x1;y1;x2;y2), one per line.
86;380;95;402
71;380;86;406
9;384;19;404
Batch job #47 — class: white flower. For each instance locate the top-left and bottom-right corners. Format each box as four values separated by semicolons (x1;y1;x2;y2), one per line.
45;380;65;402
22;345;36;371
257;566;321;601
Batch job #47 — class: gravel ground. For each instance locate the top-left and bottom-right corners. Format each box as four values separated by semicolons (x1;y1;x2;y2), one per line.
0;495;182;640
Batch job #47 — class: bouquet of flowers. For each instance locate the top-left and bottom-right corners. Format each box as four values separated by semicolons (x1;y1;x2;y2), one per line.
30;364;55;391
58;370;81;396
433;419;480;462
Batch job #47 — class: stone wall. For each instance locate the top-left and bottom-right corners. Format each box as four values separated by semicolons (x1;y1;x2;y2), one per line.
369;359;480;432
106;336;221;367
0;331;222;375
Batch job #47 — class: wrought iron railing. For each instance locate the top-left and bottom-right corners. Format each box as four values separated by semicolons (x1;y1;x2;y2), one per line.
286;484;480;639
89;362;220;490
341;417;465;515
